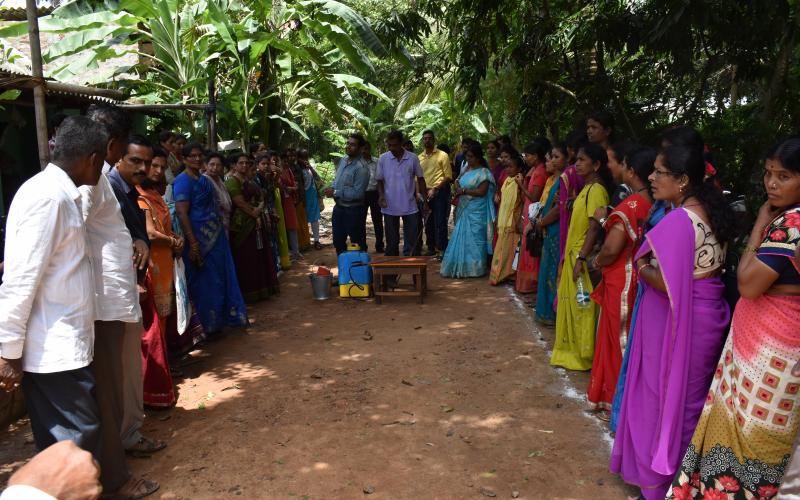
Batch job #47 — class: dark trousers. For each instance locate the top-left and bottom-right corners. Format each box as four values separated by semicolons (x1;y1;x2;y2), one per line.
22;366;102;464
362;190;384;252
385;213;421;257
333;204;366;255
92;320;132;491
425;188;451;253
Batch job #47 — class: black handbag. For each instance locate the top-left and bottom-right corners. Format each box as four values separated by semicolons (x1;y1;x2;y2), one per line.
526;226;543;258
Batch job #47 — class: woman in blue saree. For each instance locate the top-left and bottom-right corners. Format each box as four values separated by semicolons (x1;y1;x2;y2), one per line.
441;143;497;278
173;142;248;336
534;143;567;324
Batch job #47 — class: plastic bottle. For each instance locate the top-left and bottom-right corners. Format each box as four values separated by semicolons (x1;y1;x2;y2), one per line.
575;275;591;309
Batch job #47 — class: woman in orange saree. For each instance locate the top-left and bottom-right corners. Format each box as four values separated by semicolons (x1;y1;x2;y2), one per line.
137;151;182;407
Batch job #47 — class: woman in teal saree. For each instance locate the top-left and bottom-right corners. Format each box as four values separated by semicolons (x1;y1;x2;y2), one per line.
441;143;497;278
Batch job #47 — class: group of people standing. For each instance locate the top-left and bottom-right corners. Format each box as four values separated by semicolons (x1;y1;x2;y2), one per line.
0;103;342;499
431;114;800;498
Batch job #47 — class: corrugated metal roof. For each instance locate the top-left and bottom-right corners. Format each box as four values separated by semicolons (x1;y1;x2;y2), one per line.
0;0;54;20
0;68;125;103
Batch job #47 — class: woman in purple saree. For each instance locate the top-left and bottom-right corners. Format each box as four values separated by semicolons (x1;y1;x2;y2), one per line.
610;145;734;499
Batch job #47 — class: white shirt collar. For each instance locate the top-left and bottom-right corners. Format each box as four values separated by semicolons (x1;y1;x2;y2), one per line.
44;163;81;202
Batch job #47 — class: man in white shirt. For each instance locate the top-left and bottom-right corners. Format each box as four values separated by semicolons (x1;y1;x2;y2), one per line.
0;116;107;466
82;105;159;499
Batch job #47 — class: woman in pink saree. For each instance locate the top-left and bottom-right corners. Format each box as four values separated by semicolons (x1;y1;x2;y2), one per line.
610;145;735;499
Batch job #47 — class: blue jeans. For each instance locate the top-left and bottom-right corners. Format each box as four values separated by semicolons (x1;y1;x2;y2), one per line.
333;204;366;255
384;213;420;256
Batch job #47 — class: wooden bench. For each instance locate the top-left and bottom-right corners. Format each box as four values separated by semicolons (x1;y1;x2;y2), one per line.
369;257;429;304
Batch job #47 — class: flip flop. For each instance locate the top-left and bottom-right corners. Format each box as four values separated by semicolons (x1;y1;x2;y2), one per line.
126;436;167;457
105;477;159;499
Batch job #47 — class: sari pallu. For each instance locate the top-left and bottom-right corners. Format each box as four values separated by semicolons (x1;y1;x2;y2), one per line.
550;182;609;371
489;176;522;285
225;176;278;303
670;206;800;500
516;164;547;293
441;168;496;278
558;165;585;264
173;172;248;334
587;193;652;410
137;188;175;317
205;174;232;234
610;208;730;500
535;177;560;323
273;186;291;269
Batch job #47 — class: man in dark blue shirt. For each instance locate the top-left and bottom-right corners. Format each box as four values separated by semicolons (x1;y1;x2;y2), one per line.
107;135;152;284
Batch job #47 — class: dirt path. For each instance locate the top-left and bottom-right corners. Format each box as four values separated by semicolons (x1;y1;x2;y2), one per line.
0;232;631;499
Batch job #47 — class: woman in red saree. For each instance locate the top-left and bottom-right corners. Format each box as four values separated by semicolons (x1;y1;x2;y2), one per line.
515;138;551;293
587;147;655;419
137;151;182;407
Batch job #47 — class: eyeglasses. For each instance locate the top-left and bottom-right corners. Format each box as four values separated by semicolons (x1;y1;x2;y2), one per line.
652;169;675;178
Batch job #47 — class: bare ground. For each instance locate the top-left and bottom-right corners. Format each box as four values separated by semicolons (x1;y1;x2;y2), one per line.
0;219;631;499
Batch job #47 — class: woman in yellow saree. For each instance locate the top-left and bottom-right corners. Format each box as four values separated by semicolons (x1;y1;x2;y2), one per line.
551;143;614;370
489;154;524;285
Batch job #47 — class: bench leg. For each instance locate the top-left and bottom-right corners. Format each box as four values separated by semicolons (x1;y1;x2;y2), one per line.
374;272;382;304
416;272;423;304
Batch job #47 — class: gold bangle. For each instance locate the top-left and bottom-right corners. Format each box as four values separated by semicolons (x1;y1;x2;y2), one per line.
637;262;651;274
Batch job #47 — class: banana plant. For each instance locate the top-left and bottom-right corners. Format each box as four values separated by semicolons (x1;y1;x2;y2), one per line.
0;0;397;146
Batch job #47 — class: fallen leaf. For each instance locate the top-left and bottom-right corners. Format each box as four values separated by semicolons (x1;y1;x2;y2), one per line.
512;492;520;499
221;384;241;391
537;429;553;433
479;470;496;478
527;451;544;458
440;405;454;413
401;379;414;386
363;485;375;494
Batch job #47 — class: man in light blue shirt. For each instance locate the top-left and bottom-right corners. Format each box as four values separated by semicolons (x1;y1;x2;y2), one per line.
328;133;370;254
376;130;427;256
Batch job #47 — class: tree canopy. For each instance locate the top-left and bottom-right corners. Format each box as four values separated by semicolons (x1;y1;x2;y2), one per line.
2;0;798;198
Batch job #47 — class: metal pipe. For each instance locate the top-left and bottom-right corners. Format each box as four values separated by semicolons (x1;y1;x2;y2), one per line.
26;0;48;169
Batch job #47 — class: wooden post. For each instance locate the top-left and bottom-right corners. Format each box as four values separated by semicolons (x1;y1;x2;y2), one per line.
207;78;217;152
26;0;49;169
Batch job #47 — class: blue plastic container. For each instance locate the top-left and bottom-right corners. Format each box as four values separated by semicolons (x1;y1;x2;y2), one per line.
338;245;371;297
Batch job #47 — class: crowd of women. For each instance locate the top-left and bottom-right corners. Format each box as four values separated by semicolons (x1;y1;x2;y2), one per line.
135;134;326;408
438;115;800;499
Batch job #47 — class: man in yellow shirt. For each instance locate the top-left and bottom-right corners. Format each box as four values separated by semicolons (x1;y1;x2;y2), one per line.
419;130;453;259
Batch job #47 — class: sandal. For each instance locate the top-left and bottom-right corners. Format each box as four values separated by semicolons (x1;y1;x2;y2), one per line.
105;477;159;499
126;436;167;457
